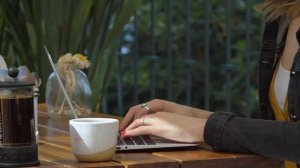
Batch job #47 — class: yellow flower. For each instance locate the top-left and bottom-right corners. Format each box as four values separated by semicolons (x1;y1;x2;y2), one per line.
57;53;90;70
74;54;88;62
73;53;90;69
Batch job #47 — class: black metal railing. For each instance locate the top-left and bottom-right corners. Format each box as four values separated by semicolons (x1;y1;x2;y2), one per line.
104;0;261;117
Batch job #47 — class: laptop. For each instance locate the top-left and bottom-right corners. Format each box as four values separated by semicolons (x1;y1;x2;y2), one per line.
44;46;199;151
116;134;198;151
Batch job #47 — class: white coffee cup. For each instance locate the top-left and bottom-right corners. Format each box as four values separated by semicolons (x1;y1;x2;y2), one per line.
69;118;119;162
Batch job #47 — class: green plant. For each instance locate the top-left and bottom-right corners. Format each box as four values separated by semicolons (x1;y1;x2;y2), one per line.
0;0;141;112
105;0;264;117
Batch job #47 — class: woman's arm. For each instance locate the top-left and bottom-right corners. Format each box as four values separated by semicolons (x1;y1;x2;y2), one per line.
204;112;300;162
120;99;300;162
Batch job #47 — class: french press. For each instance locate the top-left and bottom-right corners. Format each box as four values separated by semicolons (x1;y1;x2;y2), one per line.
0;66;39;167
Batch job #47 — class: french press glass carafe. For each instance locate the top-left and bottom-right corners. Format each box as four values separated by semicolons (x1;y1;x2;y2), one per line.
0;66;39;167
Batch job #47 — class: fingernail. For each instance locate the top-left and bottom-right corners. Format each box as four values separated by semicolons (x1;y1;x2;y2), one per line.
121;131;126;137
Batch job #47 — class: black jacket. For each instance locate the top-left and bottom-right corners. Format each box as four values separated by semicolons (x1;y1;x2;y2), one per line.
204;17;300;164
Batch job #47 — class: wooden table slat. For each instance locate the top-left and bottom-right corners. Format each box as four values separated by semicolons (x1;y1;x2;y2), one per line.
153;150;283;168
113;153;179;168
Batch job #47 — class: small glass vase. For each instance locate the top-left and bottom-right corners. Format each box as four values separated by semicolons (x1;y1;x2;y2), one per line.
45;65;92;119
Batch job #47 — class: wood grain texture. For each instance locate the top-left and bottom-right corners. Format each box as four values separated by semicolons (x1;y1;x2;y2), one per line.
112;153;179;168
153;150;284;168
38;141;122;168
37;104;283;168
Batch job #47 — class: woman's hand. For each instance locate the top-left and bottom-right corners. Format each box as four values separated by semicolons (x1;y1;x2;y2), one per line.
121;112;207;143
119;99;212;131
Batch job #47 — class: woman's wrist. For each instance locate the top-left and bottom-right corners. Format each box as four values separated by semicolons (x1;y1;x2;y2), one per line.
193;109;214;119
193;117;209;142
199;118;208;142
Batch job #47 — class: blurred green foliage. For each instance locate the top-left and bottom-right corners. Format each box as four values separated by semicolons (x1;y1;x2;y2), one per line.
0;0;266;117
106;0;265;118
0;0;140;112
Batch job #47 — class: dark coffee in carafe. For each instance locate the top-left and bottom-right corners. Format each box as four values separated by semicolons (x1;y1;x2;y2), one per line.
0;66;39;167
0;95;35;146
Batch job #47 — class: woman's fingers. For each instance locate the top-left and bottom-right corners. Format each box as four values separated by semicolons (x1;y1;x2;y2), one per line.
120;100;162;131
119;99;183;131
122;112;206;143
124;126;153;137
125;115;153;131
119;104;149;131
123;114;156;137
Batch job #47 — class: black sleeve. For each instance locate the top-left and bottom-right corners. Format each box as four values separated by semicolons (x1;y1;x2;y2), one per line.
203;112;300;162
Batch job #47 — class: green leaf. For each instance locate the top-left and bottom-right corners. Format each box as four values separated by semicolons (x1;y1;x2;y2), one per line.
0;0;140;112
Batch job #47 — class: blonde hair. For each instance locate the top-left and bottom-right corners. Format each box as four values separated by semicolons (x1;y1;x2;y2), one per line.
257;0;300;22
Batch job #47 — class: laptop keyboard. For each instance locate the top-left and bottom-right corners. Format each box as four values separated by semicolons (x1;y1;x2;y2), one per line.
117;135;156;146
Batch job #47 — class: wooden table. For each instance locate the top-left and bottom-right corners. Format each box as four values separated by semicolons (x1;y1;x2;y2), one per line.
37;104;283;168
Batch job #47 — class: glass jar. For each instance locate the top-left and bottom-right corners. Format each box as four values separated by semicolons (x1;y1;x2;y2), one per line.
45;65;92;119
